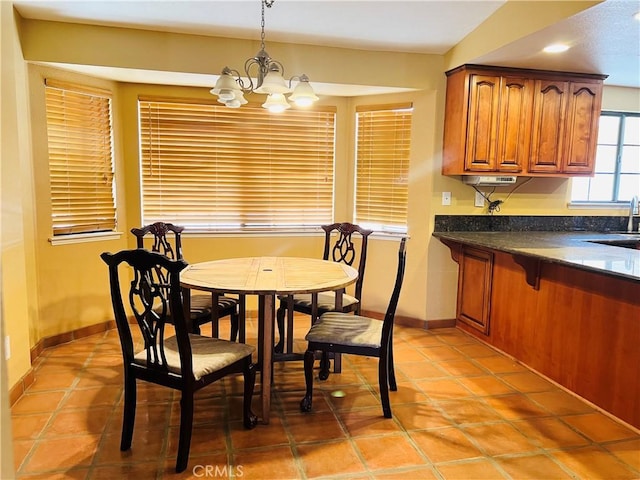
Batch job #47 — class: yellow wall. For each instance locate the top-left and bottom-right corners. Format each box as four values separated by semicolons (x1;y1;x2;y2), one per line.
1;3;35;396
2;5;639;400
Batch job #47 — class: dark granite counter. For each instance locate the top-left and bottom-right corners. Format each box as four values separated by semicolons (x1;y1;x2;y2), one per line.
432;230;640;282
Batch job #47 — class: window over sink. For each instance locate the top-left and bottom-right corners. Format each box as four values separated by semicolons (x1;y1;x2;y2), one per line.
571;111;640;204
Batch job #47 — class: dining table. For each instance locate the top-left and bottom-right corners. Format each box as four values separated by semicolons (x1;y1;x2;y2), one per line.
179;256;359;423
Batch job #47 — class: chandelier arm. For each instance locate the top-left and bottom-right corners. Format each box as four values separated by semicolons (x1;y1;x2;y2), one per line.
223;67;250;91
288;74;309;88
243;58;264;92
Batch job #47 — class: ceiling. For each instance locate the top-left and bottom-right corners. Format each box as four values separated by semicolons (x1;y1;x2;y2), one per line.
12;0;640;93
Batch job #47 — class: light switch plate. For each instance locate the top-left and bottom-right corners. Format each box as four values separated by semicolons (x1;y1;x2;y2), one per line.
442;192;452;206
475;191;485;207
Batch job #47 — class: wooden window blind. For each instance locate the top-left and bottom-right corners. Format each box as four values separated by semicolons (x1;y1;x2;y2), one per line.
45;79;116;235
355;103;413;232
138;97;336;232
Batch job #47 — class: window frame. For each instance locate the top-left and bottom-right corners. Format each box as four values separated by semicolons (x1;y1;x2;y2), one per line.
570;111;640;206
44;79;117;237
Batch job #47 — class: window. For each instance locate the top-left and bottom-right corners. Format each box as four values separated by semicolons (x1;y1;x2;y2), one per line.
571;111;640;203
45;80;116;235
138;98;336;232
355;103;413;233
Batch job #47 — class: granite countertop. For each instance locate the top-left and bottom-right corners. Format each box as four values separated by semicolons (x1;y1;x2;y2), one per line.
432;231;640;282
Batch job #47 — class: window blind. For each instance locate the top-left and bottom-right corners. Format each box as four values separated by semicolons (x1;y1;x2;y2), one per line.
138;97;336;231
355;103;413;232
45;79;116;235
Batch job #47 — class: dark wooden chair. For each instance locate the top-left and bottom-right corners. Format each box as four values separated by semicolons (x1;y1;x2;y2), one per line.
300;237;407;418
131;222;245;342
274;223;373;373
101;248;257;473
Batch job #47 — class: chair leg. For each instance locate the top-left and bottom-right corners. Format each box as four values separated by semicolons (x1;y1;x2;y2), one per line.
388;336;397;391
243;361;258;429
300;349;315;412
333;352;342;374
191;320;202;335
274;304;285;354
230;311;239;342
319;352;331;381
378;354;392;419
175;392;194;473
120;373;136;451
238;295;246;343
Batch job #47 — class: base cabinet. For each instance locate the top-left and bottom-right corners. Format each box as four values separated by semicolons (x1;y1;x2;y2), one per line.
444;241;640;429
457;246;493;334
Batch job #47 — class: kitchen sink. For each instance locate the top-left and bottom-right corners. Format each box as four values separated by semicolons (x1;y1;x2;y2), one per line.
603;231;640;236
588;238;640;250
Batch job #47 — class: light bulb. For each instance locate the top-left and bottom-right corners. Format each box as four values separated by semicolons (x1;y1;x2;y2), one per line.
262;93;291;113
218;89;235;101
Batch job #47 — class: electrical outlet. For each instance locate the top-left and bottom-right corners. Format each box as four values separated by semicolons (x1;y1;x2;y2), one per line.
475;191;485;207
4;336;10;360
442;192;452;206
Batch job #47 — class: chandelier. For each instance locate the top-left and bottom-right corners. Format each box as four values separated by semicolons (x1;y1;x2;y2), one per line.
210;0;319;112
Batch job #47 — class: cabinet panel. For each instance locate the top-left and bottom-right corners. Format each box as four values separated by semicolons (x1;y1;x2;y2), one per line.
457;247;493;334
465;75;501;171
496;77;531;172
528;80;569;173
563;81;603;173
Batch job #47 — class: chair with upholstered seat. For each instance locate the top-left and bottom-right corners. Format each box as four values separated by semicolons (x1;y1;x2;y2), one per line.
101;248;258;473
274;222;373;373
132;222;245;342
300;237;406;418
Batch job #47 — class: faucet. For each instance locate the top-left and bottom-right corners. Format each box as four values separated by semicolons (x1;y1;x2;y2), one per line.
629;196;639;232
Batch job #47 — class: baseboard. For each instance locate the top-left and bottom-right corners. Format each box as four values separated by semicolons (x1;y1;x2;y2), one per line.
359;310;456;330
10;320;117;407
8;368;35;407
30;320;116;364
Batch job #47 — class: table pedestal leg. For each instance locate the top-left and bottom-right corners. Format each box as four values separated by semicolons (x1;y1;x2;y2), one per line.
261;294;274;424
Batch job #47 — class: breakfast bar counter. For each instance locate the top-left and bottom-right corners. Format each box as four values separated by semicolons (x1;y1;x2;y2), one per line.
432;217;640;430
432;230;640;281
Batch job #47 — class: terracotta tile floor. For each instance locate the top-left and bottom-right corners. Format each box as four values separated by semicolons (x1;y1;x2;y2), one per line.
11;318;640;479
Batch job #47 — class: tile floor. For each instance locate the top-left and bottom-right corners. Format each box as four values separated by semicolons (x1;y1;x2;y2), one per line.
10;316;640;479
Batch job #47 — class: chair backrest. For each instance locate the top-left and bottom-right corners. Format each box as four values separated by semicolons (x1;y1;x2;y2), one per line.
131;222;185;261
380;238;407;349
101;248;193;381
321;222;373;303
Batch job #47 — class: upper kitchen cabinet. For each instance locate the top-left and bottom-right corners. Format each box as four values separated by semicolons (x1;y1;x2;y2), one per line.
529;79;604;174
442;65;606;177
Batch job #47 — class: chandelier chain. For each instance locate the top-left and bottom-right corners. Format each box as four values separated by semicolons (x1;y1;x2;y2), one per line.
260;0;275;51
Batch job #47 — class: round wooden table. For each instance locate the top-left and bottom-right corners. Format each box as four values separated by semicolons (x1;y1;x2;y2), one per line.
180;256;358;423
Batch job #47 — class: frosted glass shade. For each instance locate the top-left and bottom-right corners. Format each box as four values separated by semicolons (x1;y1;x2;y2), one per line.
262;93;291;113
289;80;319;107
254;70;290;95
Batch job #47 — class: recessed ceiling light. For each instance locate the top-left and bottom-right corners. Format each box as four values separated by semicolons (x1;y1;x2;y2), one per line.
543;43;570;53
634;12;640;21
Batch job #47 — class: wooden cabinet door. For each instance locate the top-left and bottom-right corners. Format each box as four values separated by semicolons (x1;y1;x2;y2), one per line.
496;76;531;172
465;75;501;172
529;79;569;173
457;247;494;334
562;81;603;174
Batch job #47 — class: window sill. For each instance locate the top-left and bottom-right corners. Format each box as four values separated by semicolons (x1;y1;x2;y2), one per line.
568;202;629;210
49;231;123;245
